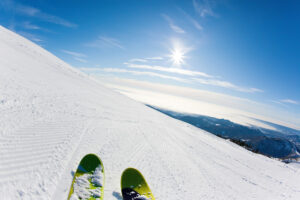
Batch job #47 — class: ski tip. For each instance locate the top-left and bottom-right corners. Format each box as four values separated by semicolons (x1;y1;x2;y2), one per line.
67;153;105;200
121;168;155;200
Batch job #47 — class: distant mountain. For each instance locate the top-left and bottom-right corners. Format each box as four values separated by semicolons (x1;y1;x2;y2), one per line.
253;118;300;136
147;105;300;162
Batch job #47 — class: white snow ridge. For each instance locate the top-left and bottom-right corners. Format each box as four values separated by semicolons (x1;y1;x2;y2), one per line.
0;25;299;200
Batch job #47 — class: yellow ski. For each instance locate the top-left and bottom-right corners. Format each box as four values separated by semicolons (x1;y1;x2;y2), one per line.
121;168;155;200
68;154;105;200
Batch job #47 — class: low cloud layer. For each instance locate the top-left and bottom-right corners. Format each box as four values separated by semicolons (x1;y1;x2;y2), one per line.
94;77;300;130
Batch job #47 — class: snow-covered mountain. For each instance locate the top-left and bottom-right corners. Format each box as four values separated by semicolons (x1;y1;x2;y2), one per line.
0;26;299;200
148;105;300;160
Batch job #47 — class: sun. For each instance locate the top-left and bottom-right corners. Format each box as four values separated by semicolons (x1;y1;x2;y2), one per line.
171;48;185;66
168;39;187;66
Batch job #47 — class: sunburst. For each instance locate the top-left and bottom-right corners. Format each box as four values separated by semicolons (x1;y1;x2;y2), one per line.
170;48;185;66
168;39;187;66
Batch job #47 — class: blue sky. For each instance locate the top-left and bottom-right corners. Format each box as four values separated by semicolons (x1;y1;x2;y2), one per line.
1;0;300;128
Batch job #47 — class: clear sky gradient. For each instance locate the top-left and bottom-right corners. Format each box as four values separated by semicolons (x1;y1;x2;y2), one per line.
1;0;299;128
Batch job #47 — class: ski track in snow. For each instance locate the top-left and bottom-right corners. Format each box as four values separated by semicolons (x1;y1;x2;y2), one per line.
0;26;300;200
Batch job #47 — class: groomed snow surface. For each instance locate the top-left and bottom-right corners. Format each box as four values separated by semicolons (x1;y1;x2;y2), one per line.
0;26;299;200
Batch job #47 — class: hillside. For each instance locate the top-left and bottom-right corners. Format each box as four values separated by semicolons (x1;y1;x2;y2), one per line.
0;26;299;200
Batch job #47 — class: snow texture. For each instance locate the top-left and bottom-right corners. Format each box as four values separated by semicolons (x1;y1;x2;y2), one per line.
71;165;103;200
0;25;300;199
91;165;104;187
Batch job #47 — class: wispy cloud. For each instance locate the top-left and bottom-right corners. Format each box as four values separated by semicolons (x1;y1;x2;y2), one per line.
193;78;263;93
18;31;42;42
80;67;187;82
61;50;86;58
129;58;148;63
192;0;217;18
179;9;203;31
126;63;213;78
129;57;164;63
1;1;77;28
87;36;124;49
146;56;164;60
62;50;87;63
74;57;87;63
22;21;40;30
16;4;39;16
280;99;299;105
270;100;289;108
123;63;262;93
162;14;185;34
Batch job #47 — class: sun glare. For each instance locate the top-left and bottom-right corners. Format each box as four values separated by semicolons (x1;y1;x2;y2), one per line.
171;48;185;66
168;39;188;66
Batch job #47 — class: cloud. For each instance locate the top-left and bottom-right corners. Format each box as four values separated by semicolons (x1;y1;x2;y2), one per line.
187;15;203;31
87;36;124;49
61;50;86;58
80;67;187;82
129;57;164;63
270;100;289;108
193;78;263;93
129;57;165;63
280;99;299;105
22;21;40;30
146;56;164;60
124;63;262;93
62;50;87;63
162;14;185;34
1;1;77;28
94;77;300;130
74;57;87;63
126;63;213;78
179;9;203;31
16;4;39;16
129;58;148;63
192;0;217;18
18;31;42;42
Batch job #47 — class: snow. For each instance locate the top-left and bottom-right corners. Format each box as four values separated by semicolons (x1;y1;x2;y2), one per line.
91;165;104;187
0;25;300;200
71;165;103;200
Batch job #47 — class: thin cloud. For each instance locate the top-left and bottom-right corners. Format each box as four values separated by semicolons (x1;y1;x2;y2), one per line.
193;78;263;93
146;56;164;60
162;14;185;34
129;57;164;63
16;4;39;16
74;57;87;63
125;63;262;93
61;50;87;63
179;9;203;31
18;31;42;42
129;58;148;63
62;50;86;58
80;67;187;82
126;63;213;78
87;36;124;49
280;99;299;105
1;1;77;28
192;0;217;18
270;100;289;108
22;21;40;30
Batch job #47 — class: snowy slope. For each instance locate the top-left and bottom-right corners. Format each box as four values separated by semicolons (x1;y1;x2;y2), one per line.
0;26;299;200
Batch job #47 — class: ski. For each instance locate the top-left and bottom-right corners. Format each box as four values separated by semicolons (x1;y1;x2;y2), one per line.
68;154;105;200
121;168;155;200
